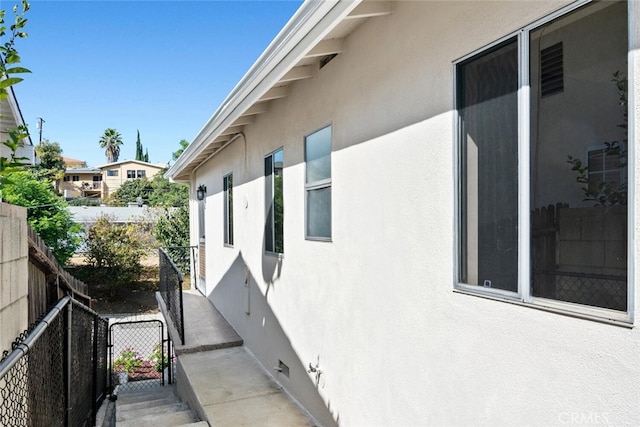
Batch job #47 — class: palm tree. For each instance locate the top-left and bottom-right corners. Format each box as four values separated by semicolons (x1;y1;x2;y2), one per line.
99;128;123;163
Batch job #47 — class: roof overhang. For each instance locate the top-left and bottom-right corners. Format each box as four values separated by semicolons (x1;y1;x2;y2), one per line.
166;0;392;183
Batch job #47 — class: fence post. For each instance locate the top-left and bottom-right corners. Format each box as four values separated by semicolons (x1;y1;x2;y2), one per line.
65;300;73;427
91;313;99;426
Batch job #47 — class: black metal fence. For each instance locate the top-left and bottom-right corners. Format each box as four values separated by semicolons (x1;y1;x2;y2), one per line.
0;297;109;427
162;245;197;278
159;248;185;345
109;319;171;393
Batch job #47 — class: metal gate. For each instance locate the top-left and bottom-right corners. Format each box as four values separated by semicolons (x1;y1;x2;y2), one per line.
108;320;172;393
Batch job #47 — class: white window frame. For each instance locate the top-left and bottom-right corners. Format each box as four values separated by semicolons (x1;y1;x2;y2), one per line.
223;173;233;247
586;142;627;190
453;0;634;325
304;125;332;241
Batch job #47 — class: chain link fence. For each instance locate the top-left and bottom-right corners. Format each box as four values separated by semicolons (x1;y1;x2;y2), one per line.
109;319;171;393
0;297;108;427
533;271;627;311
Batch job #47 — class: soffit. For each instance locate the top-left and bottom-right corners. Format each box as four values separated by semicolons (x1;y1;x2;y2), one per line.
169;0;392;182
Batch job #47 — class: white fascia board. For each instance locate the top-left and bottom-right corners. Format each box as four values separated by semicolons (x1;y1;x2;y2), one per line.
166;0;362;181
7;86;33;146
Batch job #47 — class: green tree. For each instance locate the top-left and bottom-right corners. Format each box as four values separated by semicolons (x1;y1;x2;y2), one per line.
99;128;123;163
34;139;65;188
172;139;189;161
109;175;188;208
2;170;81;263
107;177;152;206
84;215;145;296
135;130;150;162
0;1;31;191
155;205;190;273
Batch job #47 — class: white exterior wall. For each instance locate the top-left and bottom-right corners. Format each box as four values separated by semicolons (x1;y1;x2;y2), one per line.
192;1;640;425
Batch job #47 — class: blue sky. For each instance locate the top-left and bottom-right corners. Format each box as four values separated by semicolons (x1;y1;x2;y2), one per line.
12;0;302;167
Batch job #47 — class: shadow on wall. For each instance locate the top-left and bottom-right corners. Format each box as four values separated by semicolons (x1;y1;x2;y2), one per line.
209;251;339;427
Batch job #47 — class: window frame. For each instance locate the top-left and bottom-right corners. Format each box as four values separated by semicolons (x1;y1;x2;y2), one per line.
223;173;234;247
586;142;627;191
126;170;135;179
452;0;634;324
304;125;333;241
265;148;284;255
107;169;118;177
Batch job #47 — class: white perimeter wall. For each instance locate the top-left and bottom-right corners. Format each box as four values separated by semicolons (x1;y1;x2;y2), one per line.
192;1;640;425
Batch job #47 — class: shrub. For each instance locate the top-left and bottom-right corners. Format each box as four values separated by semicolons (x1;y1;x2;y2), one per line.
113;347;143;374
84;215;145;296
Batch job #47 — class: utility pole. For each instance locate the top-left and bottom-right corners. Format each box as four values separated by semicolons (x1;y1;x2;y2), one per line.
36;117;45;143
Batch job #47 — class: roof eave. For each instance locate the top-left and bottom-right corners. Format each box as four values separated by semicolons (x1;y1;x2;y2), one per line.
166;0;363;182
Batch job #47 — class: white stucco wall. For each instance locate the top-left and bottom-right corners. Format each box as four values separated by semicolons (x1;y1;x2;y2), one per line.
192;1;640;425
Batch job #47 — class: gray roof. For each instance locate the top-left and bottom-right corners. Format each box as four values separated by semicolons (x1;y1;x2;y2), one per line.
66;167;102;174
68;206;163;223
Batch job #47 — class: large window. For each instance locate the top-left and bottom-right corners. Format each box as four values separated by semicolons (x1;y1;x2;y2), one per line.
223;173;233;246
265;149;284;253
305;126;332;239
456;1;629;319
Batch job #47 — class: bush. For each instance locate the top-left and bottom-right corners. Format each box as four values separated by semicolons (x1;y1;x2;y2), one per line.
84;215;146;296
155;206;190;273
113;347;143;374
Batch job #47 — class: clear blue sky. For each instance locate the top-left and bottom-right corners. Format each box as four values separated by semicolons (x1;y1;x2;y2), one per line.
13;0;303;167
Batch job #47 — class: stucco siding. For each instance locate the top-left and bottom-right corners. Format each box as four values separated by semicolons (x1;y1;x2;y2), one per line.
192;1;639;425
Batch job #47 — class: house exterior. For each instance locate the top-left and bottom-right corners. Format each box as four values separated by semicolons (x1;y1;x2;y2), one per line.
166;1;640;425
0;86;34;166
60;159;167;199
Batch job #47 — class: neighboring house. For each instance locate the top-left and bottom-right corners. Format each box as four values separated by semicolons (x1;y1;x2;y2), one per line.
0;86;34;166
62;156;87;168
166;1;639;425
60;159;167;200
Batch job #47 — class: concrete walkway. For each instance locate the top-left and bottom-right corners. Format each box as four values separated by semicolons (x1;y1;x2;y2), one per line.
157;289;316;426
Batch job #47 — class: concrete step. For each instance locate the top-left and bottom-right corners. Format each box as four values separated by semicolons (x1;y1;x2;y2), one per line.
116;409;197;427
115;385;202;426
117;387;176;405
118;402;187;421
174;422;209;427
118;396;180;413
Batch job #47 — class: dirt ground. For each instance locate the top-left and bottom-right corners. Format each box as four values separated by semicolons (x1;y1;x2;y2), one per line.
68;253;162;315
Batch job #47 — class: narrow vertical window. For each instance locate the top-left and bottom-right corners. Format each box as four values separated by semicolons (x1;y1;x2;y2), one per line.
457;38;519;292
305;126;332;240
530;1;627;311
265;148;284;253
223;173;233;246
